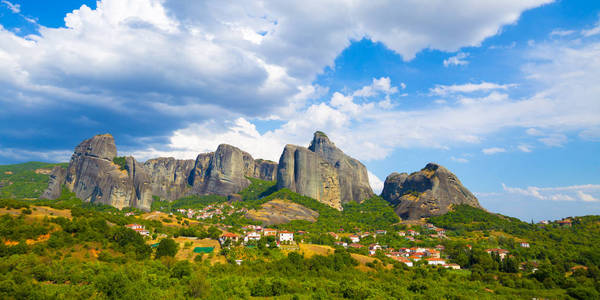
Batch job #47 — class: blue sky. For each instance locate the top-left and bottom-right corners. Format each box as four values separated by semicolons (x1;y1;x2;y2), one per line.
1;0;599;221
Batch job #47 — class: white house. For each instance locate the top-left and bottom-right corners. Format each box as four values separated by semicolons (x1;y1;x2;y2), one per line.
426;258;447;266
349;235;360;243
245;232;261;242
278;231;294;242
368;244;382;255
125;224;144;230
520;242;530;248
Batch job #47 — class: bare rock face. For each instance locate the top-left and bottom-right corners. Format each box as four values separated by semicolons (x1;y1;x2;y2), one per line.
277;144;343;210
381;163;481;220
61;134;153;210
40;166;67;199
192;144;253;196
253;159;278;181
245;199;319;225
308;132;374;204
144;158;195;201
276;132;373;210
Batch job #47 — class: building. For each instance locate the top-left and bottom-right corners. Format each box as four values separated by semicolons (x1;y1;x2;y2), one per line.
245;232;261;242
328;232;339;240
219;232;240;244
557;219;572;227
263;228;277;236
125;224;144;230
520;242;530;248
334;241;348;247
435;228;446;235
375;230;387;235
349;235;360;243
486;248;509;260
278;231;294;242
349;243;364;249
426;258;446;266
444;263;461;270
397;231;406;237
369;244;382;255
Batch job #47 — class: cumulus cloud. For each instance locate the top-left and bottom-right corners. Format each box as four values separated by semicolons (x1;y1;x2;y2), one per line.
1;0;19;13
502;183;600;202
517;144;533;153
368;171;384;194
443;52;469;67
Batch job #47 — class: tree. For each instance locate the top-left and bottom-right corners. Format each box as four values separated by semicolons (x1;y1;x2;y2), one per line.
155;238;178;258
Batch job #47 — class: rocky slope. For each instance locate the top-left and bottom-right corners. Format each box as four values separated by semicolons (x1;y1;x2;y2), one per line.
276;132;374;210
245;199;319;225
381;163;481;219
42;134;278;210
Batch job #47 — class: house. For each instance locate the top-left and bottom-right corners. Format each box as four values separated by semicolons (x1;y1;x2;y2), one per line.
558;219;572;227
435;245;445;251
486;248;509;260
405;236;415;241
407;230;420;236
520;242;530;248
398;257;413;267
349;235;360;243
219;232;240;244
435;228;446;235
426;249;441;258
245;232;261;242
263;228;277;236
368;244;382;255
444;263;461;270
407;255;421;261
328;232;339;240
375;230;387;235
426;258;447;266
349;243;364;249
361;232;371;238
125;224;144;230
334;241;348;247
424;223;436;229
278;231;294;242
124;212;135;216
397;231;406;237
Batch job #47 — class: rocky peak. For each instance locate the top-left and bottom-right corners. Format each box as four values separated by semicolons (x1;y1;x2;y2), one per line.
381;162;481;220
73;134;117;161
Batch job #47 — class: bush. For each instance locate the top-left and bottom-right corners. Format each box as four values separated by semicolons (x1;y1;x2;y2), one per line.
156;238;178;258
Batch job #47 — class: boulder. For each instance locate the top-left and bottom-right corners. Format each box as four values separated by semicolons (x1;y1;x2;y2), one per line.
381;163;481;219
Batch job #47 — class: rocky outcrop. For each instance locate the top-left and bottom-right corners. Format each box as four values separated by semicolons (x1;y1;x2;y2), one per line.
253;159;278;181
42;134;279;210
277;144;342;210
245;199;319;225
381;163;481;220
59;134;154;210
144;157;195;201
276;132;373;210
308;132;374;204
40;166;67;199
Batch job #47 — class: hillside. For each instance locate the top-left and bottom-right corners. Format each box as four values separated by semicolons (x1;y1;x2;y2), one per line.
0;162;599;299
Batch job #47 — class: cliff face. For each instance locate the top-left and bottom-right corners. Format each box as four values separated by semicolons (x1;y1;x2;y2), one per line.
144;157;195;201
277;144;342;210
308;132;374;205
41;134;279;210
40;166;67;199
276;132;374;210
381;163;481;219
62;134;152;210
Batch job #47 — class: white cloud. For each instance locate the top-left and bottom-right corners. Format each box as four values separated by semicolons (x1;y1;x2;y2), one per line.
502;183;600;202
451;156;469;163
550;29;575;37
482;147;506;155
517;144;533;153
0;147;71;162
353;77;399;98
577;191;599;202
443;52;469;67
368;171;384;194
1;0;19;13
581;18;600;37
431;82;516;96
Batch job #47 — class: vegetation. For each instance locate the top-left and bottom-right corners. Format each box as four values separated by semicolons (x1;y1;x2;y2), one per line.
0;162;66;198
112;156;128;171
0;162;599;298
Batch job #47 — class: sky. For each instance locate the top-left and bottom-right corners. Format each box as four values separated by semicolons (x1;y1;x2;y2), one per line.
1;0;599;222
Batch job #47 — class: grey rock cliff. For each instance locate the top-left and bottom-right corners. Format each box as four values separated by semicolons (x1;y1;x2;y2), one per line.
253;159;278;181
381;163;481;219
277;144;342;210
192;144;253;196
144;157;195;201
308;132;374;204
40;166;67;199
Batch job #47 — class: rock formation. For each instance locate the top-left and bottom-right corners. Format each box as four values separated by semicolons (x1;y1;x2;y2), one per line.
276;132;374;210
40;166;67;199
308;132;374;205
381;163;481;219
41;134;279;210
245;199;319;225
144;157;195;201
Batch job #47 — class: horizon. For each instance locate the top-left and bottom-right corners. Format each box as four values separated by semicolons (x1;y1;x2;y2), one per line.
1;0;599;222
